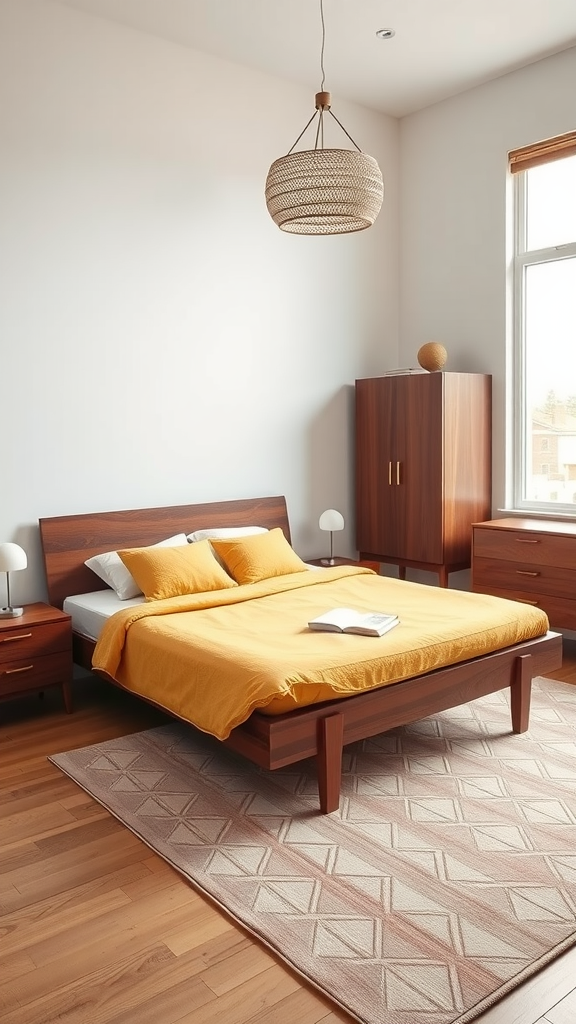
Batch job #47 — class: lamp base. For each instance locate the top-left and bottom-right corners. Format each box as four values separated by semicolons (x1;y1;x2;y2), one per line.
0;606;23;618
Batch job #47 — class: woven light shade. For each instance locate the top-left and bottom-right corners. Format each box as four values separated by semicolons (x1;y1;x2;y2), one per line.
266;147;384;235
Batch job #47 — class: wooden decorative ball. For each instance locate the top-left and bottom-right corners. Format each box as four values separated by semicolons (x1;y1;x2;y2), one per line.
417;342;447;372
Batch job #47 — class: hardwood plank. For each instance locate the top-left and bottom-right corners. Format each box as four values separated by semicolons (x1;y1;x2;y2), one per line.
33;811;121;856
1;808;113;861
0;857;154;916
95;973;214;1024
200;941;278;996
0;950;36;984
119;861;180;899
245;985;343;1024
26;882;200;967
1;887;132;957
544;986;576;1024
474;946;576;1024
1;802;77;846
3;831;147;905
0;899;202;1014
0;776;71;818
0;945;184;1024
176;964;301;1024
164;901;240;956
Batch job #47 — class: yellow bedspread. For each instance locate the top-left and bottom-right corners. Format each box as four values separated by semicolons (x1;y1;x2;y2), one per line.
92;566;549;739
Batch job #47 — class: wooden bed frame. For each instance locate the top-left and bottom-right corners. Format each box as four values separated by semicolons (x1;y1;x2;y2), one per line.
39;495;563;814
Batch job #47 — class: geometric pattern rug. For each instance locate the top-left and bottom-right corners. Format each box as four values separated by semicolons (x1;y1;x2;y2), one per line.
50;676;576;1024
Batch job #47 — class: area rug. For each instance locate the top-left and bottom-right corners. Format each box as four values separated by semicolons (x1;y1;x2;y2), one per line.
50;677;576;1024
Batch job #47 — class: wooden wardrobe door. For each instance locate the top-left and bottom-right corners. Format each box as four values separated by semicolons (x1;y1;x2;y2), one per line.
355;376;403;558
396;373;444;564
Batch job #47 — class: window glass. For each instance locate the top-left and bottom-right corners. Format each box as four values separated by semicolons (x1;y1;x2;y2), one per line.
521;257;576;506
512;151;576;514
526;154;576;250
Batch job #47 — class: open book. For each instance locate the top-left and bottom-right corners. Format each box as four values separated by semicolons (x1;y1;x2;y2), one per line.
308;607;399;637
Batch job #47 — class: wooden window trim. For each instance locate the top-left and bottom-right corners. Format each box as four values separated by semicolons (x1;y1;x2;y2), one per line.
509;131;576;173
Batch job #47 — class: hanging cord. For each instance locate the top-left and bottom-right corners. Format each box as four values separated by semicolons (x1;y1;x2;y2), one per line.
286;0;362;155
319;0;326;92
314;0;326;150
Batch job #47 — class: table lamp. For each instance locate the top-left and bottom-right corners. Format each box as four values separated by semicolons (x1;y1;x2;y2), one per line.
0;542;27;617
318;509;344;565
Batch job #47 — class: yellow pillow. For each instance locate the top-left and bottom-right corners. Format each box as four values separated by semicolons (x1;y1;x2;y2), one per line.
117;541;237;601
211;528;308;585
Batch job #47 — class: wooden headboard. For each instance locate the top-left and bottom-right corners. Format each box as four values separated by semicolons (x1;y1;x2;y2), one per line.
40;495;291;609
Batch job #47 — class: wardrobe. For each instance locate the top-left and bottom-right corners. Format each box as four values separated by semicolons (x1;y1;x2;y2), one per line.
355;371;492;586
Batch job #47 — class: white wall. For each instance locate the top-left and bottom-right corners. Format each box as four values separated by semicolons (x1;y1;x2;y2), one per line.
399;45;576;516
0;0;399;605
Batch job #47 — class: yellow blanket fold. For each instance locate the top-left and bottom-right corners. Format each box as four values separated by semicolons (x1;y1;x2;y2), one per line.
92;567;548;740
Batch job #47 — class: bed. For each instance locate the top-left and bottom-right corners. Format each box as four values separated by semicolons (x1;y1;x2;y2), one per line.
39;495;563;814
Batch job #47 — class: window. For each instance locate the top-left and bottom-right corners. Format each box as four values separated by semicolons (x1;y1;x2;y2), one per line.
510;133;576;514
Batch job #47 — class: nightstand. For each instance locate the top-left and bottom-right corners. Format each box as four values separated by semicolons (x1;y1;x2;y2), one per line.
0;603;73;713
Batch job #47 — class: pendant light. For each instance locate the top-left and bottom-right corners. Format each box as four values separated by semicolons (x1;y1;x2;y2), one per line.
265;0;384;235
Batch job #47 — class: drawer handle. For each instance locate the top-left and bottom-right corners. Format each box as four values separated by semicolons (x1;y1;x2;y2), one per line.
515;598;539;605
516;539;539;544
0;632;33;644
2;664;34;675
516;570;540;576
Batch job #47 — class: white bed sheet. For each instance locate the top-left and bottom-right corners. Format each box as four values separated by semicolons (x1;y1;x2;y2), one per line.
63;590;145;641
65;565;321;641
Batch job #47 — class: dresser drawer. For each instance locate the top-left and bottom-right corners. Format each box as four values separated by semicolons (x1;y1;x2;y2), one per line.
0;651;72;698
0;620;70;665
473;556;576;600
472;584;576;631
473;527;576;568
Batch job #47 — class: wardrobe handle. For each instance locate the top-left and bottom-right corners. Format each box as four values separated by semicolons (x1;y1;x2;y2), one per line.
396;462;400;485
388;462;392;485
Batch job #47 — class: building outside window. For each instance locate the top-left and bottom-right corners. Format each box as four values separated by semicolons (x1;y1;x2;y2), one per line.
509;136;576;513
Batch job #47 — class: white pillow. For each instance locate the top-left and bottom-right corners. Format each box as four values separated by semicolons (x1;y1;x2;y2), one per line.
186;526;268;543
85;533;188;600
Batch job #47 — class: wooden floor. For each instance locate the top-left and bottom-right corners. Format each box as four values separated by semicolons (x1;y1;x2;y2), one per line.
2;644;576;1024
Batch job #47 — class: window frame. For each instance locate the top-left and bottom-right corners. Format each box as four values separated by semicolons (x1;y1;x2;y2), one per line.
510;162;576;516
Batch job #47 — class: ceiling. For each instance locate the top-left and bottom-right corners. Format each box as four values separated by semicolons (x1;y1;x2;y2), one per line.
57;0;576;117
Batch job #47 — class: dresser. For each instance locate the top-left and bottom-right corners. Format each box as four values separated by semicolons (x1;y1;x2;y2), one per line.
472;518;576;629
0;603;73;712
355;371;492;586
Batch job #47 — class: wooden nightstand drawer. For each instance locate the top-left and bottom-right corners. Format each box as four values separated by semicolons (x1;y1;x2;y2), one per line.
473;527;575;568
0;620;70;665
0;651;72;698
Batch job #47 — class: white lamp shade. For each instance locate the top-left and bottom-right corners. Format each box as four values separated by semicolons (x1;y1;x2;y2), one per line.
0;543;27;572
318;509;345;532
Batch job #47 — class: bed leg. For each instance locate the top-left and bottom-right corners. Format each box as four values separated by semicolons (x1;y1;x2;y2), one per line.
510;654;532;733
317;713;344;814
